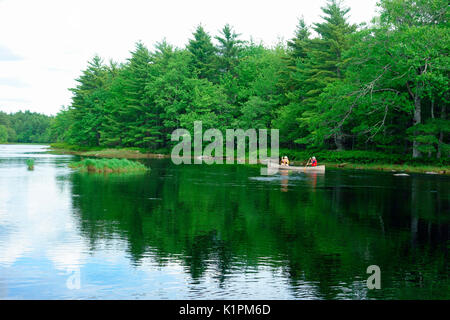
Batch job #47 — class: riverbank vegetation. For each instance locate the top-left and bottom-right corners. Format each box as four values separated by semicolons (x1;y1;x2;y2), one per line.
69;158;148;173
26;1;450;167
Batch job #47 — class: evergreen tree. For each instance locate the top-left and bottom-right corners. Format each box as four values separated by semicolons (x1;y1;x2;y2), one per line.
215;24;244;75
102;42;164;150
69;55;108;146
122;42;161;149
298;0;357;150
145;48;194;147
275;18;311;147
187;25;218;82
286;18;310;61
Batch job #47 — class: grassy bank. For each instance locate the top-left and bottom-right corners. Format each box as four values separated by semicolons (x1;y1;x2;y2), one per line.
69;158;149;173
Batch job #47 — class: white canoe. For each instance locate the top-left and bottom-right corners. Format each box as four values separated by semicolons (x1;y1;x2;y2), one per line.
268;163;325;173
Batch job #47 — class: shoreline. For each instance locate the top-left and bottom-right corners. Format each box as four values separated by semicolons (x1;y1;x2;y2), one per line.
46;144;449;176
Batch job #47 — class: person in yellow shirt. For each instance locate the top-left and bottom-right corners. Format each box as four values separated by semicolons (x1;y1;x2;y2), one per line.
281;156;290;166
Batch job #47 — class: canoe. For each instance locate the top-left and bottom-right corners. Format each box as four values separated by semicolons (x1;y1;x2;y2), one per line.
268;163;326;173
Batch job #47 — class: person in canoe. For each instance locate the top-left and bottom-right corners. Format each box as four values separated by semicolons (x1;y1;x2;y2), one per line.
305;156;317;167
281;156;290;166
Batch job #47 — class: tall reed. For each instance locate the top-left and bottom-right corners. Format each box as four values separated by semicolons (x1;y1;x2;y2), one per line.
69;158;148;173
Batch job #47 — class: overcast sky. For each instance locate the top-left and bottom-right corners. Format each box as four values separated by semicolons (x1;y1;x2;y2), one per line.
0;0;379;115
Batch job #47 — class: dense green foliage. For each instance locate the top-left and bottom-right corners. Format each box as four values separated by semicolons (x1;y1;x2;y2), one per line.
51;0;449;162
0;125;8;143
69;158;148;173
0;111;53;143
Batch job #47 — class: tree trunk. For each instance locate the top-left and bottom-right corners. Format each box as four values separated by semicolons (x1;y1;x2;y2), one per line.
429;101;434;158
412;93;422;159
437;104;446;159
406;81;423;159
335;132;344;151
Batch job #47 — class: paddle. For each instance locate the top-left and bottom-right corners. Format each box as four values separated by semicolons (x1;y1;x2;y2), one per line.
304;158;311;172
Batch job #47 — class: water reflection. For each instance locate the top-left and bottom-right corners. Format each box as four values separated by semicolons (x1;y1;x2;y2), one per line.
0;145;449;299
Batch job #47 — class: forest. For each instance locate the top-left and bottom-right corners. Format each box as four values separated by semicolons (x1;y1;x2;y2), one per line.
0;111;53;143
7;0;450;163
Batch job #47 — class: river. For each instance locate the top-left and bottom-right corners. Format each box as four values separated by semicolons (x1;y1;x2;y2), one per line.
0;144;448;299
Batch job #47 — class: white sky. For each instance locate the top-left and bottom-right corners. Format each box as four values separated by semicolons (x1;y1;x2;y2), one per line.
0;0;379;115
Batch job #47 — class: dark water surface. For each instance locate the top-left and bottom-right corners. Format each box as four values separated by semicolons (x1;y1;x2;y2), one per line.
0;144;448;299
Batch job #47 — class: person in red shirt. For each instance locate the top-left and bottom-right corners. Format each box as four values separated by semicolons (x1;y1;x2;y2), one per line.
310;156;317;167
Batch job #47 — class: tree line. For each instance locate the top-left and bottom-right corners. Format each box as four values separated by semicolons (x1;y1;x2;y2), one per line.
0;111;53;143
46;0;449;161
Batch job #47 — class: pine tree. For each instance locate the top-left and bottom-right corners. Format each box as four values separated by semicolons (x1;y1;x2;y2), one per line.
69;55;108;146
299;0;357;150
187;25;218;82
115;42;163;149
274;18;312;147
287;18;310;61
215;24;244;75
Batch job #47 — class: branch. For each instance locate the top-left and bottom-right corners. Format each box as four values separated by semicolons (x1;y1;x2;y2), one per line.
335;64;391;130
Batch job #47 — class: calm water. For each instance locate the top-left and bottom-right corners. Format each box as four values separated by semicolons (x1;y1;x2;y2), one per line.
0;144;448;299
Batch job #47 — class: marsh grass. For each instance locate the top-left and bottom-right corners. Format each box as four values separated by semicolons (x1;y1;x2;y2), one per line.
26;159;34;170
69;158;148;173
49;143;167;159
